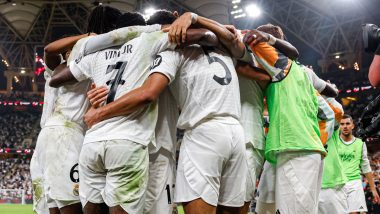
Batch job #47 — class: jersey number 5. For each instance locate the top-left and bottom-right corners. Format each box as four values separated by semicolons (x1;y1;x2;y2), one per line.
203;47;232;85
105;61;128;103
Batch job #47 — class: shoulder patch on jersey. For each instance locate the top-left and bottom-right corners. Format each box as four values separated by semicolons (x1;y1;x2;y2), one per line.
75;54;83;64
150;55;162;70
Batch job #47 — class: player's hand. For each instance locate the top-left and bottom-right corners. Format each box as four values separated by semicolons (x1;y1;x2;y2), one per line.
84;107;101;129
87;83;108;108
163;12;193;44
224;25;240;44
372;189;380;204
243;29;269;47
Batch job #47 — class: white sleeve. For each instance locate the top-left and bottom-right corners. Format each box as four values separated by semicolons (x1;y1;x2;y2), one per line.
238;45;258;66
151;32;177;55
303;66;327;93
84;25;161;56
44;66;54;80
69;54;93;82
149;50;181;83
361;143;372;174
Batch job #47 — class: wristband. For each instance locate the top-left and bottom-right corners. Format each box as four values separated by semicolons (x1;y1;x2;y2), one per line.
191;13;198;24
268;34;277;45
375;44;380;55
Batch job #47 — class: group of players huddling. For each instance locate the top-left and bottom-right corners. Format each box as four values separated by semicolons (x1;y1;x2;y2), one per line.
30;5;380;214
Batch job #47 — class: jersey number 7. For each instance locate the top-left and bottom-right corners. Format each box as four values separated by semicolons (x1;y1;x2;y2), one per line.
105;61;128;103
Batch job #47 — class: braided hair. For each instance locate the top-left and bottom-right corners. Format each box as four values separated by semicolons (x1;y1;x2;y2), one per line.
87;5;122;34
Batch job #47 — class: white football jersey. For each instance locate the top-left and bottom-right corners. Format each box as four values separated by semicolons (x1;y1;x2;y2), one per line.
302;65;327;93
153;87;179;154
70;31;176;145
46;37;91;131
40;66;58;128
238;76;265;150
150;45;241;130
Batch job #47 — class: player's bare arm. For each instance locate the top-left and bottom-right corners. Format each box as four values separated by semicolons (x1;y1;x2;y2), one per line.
179;28;219;47
321;84;339;97
44;33;92;72
243;29;299;60
165;12;245;58
235;61;270;89
49;66;78;88
87;84;109;108
84;73;169;128
44;33;91;55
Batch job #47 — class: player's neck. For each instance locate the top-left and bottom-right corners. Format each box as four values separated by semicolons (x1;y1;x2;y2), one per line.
340;133;354;142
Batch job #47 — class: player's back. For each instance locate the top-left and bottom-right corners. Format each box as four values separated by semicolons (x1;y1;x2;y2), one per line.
238;76;265;150
40;66;59;128
47;37;91;130
161;45;241;129
70;31;175;145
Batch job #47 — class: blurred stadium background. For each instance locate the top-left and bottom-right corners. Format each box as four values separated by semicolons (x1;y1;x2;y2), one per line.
0;0;380;213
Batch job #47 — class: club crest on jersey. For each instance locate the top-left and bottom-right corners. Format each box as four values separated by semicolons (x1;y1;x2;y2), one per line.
150;55;162;70
73;184;79;196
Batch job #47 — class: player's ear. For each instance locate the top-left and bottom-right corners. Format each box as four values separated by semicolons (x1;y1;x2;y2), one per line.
173;11;179;17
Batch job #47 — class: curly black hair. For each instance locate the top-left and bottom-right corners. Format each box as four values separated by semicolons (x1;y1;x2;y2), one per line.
147;9;177;25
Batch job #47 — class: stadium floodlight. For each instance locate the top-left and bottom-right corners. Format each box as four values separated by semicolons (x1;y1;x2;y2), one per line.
245;4;261;18
144;7;156;20
145;8;156;16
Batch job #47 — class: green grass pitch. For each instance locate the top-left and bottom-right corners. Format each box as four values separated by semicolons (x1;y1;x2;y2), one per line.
0;204;34;214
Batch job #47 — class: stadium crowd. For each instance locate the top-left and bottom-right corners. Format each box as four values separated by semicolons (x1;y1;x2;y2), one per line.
0;112;40;149
0;159;32;202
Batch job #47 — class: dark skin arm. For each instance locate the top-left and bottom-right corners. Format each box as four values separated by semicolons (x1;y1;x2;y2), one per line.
321;84;339;97
49;66;77;88
180;28;219;47
235;61;270;90
84;73;169;128
243;29;299;60
44;33;91;70
164;12;245;58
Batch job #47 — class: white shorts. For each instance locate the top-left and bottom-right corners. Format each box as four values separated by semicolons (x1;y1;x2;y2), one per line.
275;151;323;214
30;128;50;213
79;139;149;214
318;186;348;214
175;118;247;207
256;161;276;214
257;161;276;204
43;125;83;207
343;179;368;212
245;145;265;202
255;201;276;214
144;147;176;214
